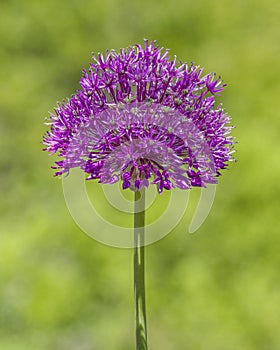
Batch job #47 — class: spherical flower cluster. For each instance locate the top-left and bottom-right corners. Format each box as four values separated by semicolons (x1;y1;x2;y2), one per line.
43;40;234;193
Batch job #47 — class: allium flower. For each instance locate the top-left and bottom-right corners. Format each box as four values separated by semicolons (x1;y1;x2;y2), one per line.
44;40;234;193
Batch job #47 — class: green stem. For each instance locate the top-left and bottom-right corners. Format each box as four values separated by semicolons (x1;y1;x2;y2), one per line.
134;189;148;350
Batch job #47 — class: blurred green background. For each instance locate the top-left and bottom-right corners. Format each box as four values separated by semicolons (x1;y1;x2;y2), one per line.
1;0;279;349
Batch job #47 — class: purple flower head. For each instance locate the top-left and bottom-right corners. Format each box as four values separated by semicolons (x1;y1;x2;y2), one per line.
43;40;234;193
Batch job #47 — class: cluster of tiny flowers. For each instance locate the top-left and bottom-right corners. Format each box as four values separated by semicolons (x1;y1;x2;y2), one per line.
43;40;234;193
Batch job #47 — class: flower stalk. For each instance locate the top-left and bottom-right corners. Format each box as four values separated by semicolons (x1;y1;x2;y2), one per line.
134;189;148;350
